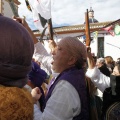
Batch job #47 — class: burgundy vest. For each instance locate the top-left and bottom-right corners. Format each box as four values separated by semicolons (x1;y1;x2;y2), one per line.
45;67;89;120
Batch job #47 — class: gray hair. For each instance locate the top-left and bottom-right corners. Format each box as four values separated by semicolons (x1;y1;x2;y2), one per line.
61;37;87;69
97;58;105;64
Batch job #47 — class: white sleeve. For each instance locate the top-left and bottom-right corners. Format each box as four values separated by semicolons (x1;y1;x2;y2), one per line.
34;80;81;120
86;67;110;92
33;42;52;75
41;56;53;75
33;42;49;63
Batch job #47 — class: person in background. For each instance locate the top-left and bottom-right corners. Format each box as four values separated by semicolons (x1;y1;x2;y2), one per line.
96;57;110;77
32;37;89;120
116;57;120;62
28;61;48;112
86;47;120;120
0;14;34;119
91;53;97;63
105;56;115;73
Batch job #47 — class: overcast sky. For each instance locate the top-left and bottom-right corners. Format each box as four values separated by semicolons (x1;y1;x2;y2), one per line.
18;0;120;30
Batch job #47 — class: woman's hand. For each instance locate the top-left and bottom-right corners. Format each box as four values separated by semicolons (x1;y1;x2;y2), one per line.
31;87;42;104
86;46;96;69
48;40;57;53
12;16;38;44
12;16;29;29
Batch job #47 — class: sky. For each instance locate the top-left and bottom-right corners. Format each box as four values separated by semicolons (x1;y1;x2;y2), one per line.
18;0;120;30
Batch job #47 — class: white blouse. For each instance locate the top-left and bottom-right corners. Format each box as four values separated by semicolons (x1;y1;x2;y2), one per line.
86;67;110;92
34;80;81;120
33;42;53;75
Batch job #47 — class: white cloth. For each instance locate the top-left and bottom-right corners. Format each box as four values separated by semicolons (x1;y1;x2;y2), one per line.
86;67;110;92
28;0;48;33
33;42;53;75
32;8;47;32
34;80;81;120
33;0;51;19
95;89;103;98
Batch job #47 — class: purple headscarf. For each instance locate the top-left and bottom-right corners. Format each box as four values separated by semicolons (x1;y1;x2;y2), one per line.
28;61;47;87
28;61;47;111
0;14;34;87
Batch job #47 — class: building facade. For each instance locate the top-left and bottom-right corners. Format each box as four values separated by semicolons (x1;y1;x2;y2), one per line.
34;7;120;61
0;0;20;18
34;17;120;61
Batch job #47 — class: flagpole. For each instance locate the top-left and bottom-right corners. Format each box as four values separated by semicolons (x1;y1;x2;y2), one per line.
85;9;91;46
48;18;53;40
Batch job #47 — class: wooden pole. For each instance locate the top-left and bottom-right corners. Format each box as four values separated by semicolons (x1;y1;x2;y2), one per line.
47;18;53;40
85;9;91;46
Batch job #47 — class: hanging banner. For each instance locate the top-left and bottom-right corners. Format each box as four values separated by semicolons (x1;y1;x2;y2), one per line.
114;24;120;35
93;31;98;39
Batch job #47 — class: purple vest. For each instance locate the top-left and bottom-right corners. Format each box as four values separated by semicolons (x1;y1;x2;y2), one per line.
45;67;89;120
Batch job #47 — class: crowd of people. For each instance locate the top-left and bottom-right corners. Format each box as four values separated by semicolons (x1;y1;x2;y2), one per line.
0;13;120;120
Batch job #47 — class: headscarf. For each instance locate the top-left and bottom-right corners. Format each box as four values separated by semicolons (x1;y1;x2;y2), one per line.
0;14;34;87
28;61;47;111
61;37;87;69
28;61;47;87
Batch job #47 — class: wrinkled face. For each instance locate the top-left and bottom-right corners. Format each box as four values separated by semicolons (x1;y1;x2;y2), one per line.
51;40;75;73
112;66;120;76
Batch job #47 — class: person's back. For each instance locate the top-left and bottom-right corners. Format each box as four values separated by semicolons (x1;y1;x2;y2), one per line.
0;86;33;119
0;14;34;119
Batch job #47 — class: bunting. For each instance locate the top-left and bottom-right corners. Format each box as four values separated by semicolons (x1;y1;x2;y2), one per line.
103;25;115;36
114;24;120;35
93;31;98;39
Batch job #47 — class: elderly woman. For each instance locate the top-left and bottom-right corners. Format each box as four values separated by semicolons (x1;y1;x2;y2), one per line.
86;47;120;120
0;14;34;119
32;37;89;120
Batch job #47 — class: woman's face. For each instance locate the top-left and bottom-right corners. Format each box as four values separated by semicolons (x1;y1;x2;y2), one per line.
51;40;73;73
112;66;120;76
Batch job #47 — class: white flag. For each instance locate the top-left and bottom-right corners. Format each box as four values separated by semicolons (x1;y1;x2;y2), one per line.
33;0;51;20
29;0;48;34
33;8;47;32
